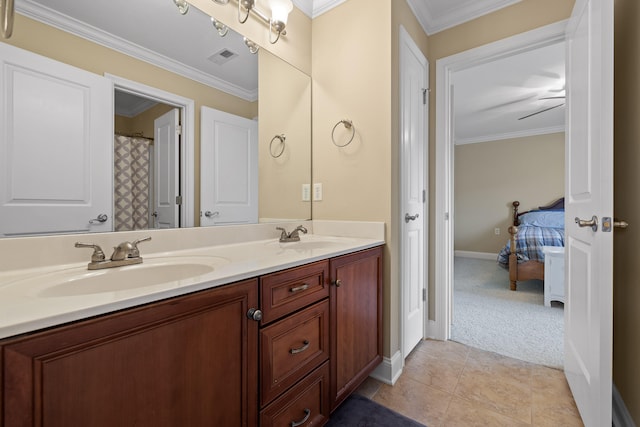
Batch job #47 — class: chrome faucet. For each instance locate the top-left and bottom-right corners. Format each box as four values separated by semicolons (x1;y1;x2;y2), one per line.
276;225;308;242
75;237;151;270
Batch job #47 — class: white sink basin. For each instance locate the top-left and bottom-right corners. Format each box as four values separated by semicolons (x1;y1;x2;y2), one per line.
4;256;229;298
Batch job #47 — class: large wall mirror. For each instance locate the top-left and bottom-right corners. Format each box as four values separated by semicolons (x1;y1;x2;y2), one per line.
0;0;311;237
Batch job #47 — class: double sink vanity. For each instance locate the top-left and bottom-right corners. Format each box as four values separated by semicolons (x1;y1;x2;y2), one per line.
0;220;384;426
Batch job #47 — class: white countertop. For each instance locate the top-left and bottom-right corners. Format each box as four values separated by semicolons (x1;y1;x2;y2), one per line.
0;222;385;340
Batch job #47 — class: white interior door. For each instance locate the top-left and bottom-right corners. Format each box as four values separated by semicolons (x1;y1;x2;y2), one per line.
200;106;258;226
564;0;614;425
0;43;112;237
400;27;428;357
153;109;180;229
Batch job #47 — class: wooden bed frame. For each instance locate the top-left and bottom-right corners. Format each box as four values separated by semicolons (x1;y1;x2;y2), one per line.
507;197;565;291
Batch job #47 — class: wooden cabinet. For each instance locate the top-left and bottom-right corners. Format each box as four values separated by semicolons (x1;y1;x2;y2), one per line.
329;247;383;410
1;279;259;427
0;245;384;426
259;261;331;426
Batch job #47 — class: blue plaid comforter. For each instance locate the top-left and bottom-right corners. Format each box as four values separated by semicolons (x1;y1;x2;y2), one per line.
497;225;565;269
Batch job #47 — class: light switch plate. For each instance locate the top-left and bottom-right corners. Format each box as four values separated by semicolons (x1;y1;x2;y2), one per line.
302;184;311;201
313;183;323;201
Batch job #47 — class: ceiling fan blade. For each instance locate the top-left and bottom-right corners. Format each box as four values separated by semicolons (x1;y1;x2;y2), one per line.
518;103;565;120
539;95;566;100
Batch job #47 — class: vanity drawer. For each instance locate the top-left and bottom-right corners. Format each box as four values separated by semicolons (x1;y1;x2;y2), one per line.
260;300;330;407
260;260;329;324
260;362;330;427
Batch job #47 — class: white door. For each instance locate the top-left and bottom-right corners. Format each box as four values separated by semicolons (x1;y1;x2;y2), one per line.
0;43;112;237
153;109;180;229
564;0;614;425
200;106;258;226
400;27;428;357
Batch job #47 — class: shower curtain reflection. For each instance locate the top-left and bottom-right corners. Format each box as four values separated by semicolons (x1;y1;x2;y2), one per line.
114;134;152;231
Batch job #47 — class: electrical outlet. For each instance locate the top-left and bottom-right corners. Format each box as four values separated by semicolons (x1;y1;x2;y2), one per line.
302;184;310;201
494;228;501;235
313;183;323;201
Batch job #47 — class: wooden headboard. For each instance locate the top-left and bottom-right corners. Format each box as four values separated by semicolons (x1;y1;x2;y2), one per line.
512;197;565;226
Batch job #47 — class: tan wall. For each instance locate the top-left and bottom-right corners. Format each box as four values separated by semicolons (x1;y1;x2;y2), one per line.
312;0;429;360
426;0;574;317
312;0;394;356
454;133;564;254
613;0;640;422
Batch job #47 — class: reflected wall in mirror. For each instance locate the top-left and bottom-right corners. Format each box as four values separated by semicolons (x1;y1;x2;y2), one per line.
0;0;311;237
259;49;312;222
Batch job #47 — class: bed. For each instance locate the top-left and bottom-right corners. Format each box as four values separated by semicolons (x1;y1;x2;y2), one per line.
497;198;565;290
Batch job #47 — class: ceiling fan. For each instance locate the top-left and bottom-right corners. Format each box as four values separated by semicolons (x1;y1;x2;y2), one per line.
518;92;566;120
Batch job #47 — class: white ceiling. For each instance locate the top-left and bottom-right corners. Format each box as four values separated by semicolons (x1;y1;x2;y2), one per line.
15;0;564;141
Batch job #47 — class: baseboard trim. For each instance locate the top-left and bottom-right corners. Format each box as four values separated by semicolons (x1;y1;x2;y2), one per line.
426;319;441;340
613;383;636;427
454;250;497;260
369;350;403;385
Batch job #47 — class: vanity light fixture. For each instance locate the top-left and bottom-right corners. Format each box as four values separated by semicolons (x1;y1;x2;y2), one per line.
266;0;293;44
211;17;229;36
212;0;293;44
173;0;190;14
1;0;14;39
244;37;259;54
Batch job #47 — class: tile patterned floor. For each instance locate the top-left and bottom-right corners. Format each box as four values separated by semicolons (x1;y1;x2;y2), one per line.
355;340;583;427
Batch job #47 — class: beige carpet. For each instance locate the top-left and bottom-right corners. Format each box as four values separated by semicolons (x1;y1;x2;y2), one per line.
450;256;564;369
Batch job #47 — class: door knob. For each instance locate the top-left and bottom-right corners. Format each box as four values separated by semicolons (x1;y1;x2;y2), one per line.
204;210;219;218
575;215;598;232
405;213;419;223
89;214;108;224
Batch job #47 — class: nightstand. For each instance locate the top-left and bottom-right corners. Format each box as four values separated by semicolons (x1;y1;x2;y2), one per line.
542;246;565;307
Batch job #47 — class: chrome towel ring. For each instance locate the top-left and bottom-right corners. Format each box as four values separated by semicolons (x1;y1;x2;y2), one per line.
332;119;355;147
269;134;286;158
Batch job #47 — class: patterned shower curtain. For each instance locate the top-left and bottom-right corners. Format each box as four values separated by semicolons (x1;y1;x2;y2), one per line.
114;135;151;231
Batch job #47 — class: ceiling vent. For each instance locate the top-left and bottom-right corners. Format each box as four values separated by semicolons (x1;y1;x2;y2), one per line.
208;48;239;65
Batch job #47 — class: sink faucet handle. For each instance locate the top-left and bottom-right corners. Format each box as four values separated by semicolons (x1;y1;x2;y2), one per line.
130;236;152;258
75;242;106;262
276;227;288;239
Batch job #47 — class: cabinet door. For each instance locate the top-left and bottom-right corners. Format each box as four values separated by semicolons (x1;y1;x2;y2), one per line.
329;246;383;410
1;280;259;427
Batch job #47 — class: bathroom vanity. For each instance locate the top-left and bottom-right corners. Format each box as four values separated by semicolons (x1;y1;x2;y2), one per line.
0;223;383;427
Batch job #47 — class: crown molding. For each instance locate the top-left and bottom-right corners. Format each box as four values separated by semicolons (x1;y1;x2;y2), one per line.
455;125;565;145
312;0;348;18
16;0;258;102
408;0;522;35
292;0;313;18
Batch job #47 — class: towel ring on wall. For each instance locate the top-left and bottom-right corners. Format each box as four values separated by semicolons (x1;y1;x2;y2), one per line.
331;119;355;147
269;134;286;158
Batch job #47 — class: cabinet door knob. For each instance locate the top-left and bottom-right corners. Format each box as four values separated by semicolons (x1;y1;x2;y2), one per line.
246;308;262;321
332;279;342;287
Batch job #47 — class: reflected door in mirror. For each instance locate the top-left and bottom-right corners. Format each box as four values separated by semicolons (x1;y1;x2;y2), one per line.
0;43;112;237
200;106;258;226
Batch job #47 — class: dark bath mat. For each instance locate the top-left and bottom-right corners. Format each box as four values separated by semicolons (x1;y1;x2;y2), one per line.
326;394;427;427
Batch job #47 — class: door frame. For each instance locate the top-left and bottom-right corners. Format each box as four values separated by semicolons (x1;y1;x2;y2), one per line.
399;25;428;360
433;21;567;340
106;74;195;228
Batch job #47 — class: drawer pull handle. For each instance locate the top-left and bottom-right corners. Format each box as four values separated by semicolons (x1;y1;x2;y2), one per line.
290;408;311;427
290;283;309;293
290;340;310;355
